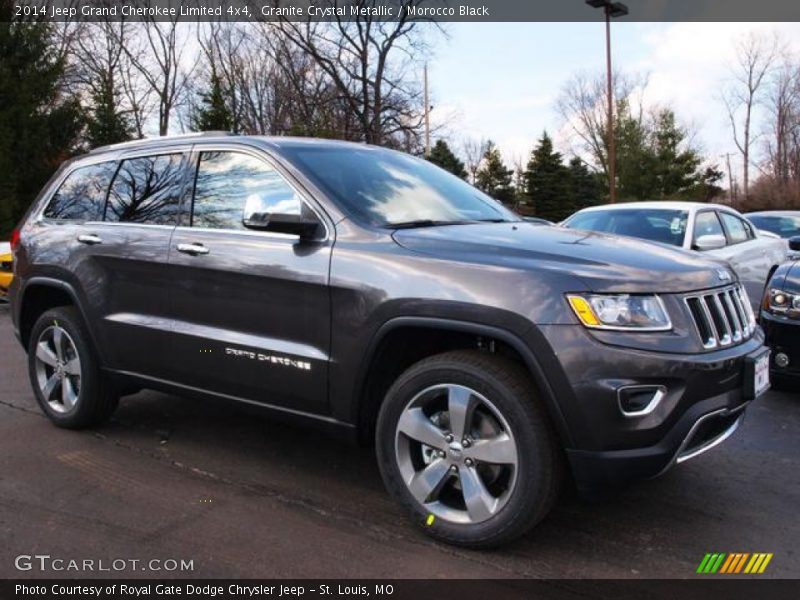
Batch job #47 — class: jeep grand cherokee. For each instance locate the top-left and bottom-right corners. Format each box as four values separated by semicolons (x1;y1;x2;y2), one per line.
8;134;770;547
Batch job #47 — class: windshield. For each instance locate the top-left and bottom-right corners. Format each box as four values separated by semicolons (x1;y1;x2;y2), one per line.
564;208;689;247
748;214;800;239
280;145;514;228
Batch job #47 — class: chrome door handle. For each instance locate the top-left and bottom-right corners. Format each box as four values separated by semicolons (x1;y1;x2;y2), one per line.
77;234;103;245
177;243;210;256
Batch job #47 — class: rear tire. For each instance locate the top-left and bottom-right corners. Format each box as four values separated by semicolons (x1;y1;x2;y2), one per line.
376;350;562;548
28;306;118;429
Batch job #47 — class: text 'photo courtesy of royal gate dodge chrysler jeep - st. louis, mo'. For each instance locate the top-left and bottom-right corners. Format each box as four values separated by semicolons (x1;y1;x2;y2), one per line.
7;133;773;548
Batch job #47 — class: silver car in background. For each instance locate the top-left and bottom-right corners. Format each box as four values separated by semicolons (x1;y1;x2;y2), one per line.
562;202;788;310
745;211;800;260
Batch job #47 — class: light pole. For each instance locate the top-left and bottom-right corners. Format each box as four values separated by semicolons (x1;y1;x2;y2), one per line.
586;0;628;204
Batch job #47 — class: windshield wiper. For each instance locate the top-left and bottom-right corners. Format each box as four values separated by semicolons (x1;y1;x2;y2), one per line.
387;219;478;229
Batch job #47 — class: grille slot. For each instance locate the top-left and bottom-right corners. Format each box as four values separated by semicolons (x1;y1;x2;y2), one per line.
685;285;755;350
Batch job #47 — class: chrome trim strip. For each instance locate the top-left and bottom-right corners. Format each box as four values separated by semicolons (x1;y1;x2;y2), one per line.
617;385;667;418
655;404;747;478
676;414;742;464
712;294;733;345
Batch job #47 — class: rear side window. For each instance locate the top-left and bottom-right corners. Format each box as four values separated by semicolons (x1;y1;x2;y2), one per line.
719;212;751;244
106;154;185;225
191;151;302;230
43;162;117;221
693;211;725;243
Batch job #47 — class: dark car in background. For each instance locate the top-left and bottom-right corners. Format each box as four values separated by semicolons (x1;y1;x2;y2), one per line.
7;134;771;548
746;211;800;259
761;237;800;387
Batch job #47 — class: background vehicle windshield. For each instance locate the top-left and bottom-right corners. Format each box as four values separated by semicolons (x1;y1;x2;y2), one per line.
563;208;689;247
281;145;514;227
748;214;800;239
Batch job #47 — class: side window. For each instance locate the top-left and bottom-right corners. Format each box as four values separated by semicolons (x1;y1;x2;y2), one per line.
719;212;750;244
192;151;302;230
106;154;185;225
43;162;117;221
693;211;725;244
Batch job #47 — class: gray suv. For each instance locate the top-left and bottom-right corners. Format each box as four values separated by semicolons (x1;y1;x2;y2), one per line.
8;134;771;547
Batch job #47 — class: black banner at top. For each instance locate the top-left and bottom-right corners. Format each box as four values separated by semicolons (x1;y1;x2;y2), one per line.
8;0;800;23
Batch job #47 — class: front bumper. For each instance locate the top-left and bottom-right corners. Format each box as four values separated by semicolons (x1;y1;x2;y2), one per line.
761;310;800;382
535;324;767;491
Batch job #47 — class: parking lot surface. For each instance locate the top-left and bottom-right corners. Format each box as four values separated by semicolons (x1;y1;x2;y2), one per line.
0;303;798;579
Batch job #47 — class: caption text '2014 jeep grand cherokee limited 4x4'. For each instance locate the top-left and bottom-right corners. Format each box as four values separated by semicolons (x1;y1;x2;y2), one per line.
8;134;771;548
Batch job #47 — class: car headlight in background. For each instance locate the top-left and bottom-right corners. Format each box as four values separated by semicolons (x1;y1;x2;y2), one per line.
567;294;672;331
764;289;800;317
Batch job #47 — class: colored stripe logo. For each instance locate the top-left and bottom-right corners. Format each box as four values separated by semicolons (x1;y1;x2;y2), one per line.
697;553;773;574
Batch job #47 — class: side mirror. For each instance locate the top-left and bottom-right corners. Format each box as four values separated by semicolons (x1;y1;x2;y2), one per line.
694;234;727;251
242;194;319;239
243;212;319;238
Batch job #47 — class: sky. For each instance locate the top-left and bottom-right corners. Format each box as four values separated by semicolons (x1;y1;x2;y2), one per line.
428;22;800;179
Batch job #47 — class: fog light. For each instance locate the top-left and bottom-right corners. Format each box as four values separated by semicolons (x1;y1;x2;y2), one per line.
775;353;790;368
617;385;667;418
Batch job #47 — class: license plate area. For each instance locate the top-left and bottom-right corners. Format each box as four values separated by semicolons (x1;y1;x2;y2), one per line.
744;348;771;400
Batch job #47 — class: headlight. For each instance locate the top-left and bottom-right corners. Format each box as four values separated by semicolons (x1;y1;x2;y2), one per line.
567;294;672;331
765;289;800;316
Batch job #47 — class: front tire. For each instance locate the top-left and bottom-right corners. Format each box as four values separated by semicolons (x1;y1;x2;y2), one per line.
376;350;562;548
28;306;118;429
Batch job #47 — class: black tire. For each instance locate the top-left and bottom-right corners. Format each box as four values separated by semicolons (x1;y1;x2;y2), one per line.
27;306;118;429
376;350;563;548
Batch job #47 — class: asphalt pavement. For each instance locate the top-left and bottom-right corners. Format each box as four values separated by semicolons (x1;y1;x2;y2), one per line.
0;302;798;579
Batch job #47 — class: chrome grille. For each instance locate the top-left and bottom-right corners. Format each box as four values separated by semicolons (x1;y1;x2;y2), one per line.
685;285;756;350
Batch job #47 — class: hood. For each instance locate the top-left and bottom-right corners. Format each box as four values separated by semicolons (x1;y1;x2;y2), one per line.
392;223;733;294
781;260;800;292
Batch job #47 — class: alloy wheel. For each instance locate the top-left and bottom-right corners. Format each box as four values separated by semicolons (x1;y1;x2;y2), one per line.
394;384;519;524
34;324;82;414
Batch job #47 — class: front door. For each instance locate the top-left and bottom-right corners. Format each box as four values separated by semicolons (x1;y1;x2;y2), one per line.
166;147;332;415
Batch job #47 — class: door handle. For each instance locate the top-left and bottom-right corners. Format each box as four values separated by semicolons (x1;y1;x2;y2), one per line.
77;234;103;245
177;243;210;256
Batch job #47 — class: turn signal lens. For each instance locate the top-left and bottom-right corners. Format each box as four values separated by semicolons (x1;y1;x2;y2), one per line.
567;296;601;326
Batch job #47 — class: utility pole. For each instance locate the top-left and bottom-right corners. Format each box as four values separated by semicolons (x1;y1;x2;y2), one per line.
723;153;737;206
424;62;431;156
586;1;628;204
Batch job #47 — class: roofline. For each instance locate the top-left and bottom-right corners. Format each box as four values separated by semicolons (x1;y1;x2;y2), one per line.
89;132;239;154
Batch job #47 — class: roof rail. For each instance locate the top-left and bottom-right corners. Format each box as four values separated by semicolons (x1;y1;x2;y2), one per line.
90;131;239;154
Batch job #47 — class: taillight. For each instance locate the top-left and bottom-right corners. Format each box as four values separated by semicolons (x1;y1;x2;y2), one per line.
10;228;20;253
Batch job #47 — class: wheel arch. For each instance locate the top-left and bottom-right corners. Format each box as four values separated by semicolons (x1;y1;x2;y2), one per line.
354;316;574;449
17;277;98;353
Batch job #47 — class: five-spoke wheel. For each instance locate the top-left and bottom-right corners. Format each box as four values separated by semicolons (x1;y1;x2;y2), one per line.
395;384;518;524
377;350;561;547
34;324;82;414
28;306;118;428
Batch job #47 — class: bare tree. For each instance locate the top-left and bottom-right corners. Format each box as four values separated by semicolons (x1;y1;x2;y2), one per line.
555;70;647;185
763;62;800;184
461;137;488;184
276;1;434;147
722;32;780;202
118;15;193;136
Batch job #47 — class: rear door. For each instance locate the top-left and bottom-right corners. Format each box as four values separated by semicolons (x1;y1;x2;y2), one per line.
166;146;333;415
81;149;190;378
714;210;771;305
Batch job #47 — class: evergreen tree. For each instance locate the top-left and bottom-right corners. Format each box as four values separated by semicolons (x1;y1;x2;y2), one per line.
86;81;133;148
0;9;84;237
524;132;570;221
567;157;603;212
191;70;233;132
475;141;515;205
615;103;706;201
426;139;467;179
